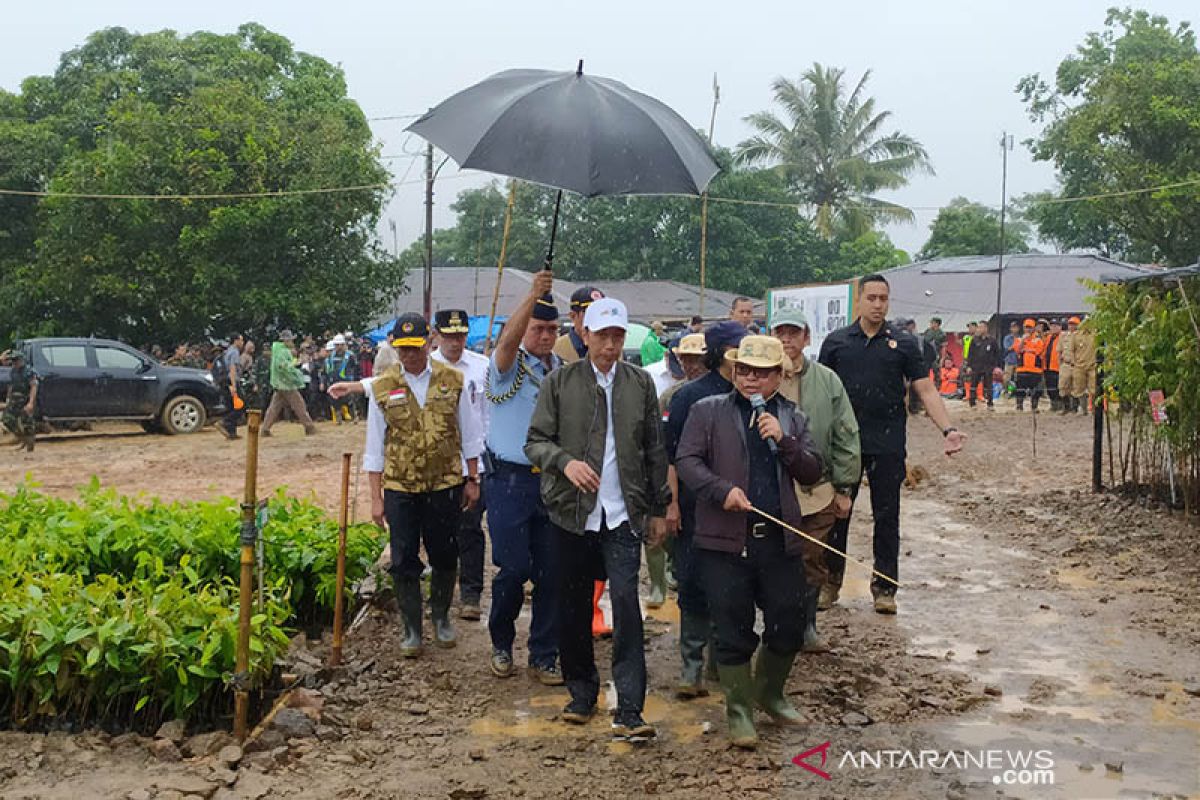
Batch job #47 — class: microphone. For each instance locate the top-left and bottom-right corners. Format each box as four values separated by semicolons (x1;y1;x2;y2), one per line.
750;393;778;455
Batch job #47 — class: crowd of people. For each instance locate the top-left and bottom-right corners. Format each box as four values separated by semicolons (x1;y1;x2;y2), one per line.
910;315;1098;415
321;271;965;749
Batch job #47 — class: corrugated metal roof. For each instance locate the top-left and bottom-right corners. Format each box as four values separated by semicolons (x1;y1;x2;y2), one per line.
881;253;1150;328
378;267;762;325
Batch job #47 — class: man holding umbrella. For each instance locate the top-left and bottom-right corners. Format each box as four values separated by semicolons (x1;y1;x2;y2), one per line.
525;297;671;741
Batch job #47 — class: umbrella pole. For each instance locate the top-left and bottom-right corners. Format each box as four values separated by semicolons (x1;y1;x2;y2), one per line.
543;189;564;271
484;180;518;355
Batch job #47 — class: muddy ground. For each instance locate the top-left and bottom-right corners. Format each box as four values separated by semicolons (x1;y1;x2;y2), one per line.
1;401;1198;799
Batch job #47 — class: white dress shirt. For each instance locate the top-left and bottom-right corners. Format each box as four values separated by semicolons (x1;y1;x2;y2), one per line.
432;347;491;475
584;361;630;533
360;364;483;476
646;358;681;399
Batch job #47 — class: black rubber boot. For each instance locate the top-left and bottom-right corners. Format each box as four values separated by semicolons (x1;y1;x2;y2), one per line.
396;576;424;658
800;586;829;653
429;568;458;648
676;611;710;698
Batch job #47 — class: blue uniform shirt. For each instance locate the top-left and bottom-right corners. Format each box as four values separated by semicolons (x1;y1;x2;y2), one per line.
486;348;559;465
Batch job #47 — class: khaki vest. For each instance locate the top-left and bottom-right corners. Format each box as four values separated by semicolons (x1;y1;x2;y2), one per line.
372;362;464;493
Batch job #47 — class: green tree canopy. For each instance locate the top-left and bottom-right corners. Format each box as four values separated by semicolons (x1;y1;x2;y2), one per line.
917;197;1032;260
1017;8;1200;265
734;64;933;238
0;24;402;347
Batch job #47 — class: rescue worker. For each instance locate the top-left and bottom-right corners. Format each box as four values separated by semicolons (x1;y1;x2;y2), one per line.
675;335;823;749
1057;318;1076;414
665;322;747;698
525;297;671;741
431;309;491;622
553;286;605;364
772;310;860;653
1013;318;1046;412
482;272;564;684
328;313;483;657
324;335;359;423
1043;320;1064;411
2;350;39;452
1067;316;1096;414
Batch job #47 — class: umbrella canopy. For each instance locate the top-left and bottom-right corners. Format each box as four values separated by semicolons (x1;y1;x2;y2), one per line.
407;64;720;198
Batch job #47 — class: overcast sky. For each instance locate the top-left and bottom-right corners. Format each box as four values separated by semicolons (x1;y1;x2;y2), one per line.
4;1;1196;260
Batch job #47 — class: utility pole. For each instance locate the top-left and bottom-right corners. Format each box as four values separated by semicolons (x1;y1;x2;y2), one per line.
698;73;719;318
424;143;434;322
995;132;1014;331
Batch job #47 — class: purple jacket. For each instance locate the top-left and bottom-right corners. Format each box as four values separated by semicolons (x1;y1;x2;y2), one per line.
675;391;822;556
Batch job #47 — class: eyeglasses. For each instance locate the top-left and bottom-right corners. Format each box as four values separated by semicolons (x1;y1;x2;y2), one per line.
734;364;778;379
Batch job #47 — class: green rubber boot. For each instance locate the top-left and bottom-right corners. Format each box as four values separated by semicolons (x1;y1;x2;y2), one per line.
716;662;758;749
645;544;667;608
753;647;805;725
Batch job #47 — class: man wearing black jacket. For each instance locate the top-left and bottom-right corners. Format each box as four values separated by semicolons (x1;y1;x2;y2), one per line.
676;335;823;750
965;324;1002;408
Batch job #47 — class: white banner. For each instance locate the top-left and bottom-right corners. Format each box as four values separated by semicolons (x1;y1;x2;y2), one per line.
767;283;855;358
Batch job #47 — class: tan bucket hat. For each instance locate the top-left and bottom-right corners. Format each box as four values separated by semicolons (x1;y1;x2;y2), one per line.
724;335;785;369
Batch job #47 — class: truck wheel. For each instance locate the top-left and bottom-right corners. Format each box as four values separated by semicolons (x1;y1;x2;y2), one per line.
161;395;207;435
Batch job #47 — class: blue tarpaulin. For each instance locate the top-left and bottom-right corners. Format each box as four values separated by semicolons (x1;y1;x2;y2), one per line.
365;315;507;352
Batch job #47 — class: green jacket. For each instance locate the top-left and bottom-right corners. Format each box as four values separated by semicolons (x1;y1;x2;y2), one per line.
269;342;306;391
780;355;861;490
525;359;671;535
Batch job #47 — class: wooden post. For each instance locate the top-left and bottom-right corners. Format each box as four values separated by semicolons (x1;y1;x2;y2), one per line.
330;452;352;667
483;180;518;355
234;409;262;741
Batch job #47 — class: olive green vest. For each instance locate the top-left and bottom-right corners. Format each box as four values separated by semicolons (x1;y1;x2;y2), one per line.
372;362;464;493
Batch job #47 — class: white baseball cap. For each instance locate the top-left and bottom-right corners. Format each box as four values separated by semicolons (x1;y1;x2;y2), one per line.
331;334;346;346
583;297;629;332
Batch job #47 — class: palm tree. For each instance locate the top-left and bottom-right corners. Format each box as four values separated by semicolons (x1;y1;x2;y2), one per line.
736;64;933;238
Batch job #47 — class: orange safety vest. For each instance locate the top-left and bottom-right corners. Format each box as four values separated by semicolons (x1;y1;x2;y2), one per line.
1015;335;1045;374
1045;333;1061;372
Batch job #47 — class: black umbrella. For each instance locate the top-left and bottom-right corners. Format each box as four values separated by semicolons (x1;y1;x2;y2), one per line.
406;61;720;268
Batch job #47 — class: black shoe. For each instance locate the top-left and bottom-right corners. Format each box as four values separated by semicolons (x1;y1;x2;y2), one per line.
490;648;514;679
561;698;596;725
611;712;656;741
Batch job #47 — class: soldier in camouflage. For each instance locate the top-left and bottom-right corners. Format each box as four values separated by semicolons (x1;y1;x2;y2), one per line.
329;313;483;658
2;350;39;452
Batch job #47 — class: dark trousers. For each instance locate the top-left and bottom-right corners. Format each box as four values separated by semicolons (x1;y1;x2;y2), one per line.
457;483;485;605
383;486;461;581
966;371;994;407
556;521;645;714
220;388;242;435
1015;372;1043;410
699;530;806;665
485;466;559;667
673;493;708;617
826;452;905;595
1044;370;1060;403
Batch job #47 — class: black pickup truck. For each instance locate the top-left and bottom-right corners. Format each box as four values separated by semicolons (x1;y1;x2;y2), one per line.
0;338;226;434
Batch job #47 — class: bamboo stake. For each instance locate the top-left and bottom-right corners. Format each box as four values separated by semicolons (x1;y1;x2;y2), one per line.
330;453;352;667
749;505;900;589
483;180;517;356
234;409;262;742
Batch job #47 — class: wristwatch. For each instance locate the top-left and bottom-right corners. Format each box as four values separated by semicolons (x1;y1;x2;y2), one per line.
835;486;853;497
941;426;958;437
467;475;481;485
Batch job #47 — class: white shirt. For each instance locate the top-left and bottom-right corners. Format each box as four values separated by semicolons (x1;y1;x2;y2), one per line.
432;347;491;475
584;361;630;533
646;358;682;399
360;366;484;476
